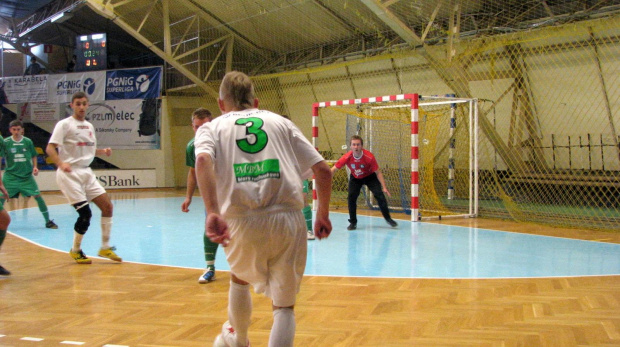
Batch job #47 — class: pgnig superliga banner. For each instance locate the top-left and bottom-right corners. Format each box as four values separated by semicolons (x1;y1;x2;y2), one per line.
48;71;106;103
0;66;162;104
105;67;162;100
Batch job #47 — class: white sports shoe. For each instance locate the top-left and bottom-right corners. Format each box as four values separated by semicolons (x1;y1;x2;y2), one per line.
307;230;316;240
213;321;250;347
198;268;216;283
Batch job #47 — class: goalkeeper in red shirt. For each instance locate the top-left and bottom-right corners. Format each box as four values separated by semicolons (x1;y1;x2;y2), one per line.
331;135;398;230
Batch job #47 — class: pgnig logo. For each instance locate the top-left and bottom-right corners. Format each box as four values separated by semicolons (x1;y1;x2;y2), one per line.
135;75;150;93
83;78;96;95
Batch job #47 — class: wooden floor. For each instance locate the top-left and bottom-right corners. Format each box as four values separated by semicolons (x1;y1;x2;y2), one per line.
1;189;619;347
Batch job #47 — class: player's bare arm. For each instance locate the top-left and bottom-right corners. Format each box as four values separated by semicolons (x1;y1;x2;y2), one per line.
45;143;71;172
96;148;112;157
375;169;391;197
195;152;230;246
32;155;39;176
0;169;8;201
312;160;332;239
181;167;197;212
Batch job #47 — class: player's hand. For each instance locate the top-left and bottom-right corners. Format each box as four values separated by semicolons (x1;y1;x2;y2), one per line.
59;162;72;172
181;198;191;212
206;213;230;246
0;186;8;201
33;167;39;176
314;215;332;240
383;187;391;197
103;148;112;156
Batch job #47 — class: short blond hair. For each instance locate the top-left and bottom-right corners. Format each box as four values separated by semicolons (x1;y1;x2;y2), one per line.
219;71;255;110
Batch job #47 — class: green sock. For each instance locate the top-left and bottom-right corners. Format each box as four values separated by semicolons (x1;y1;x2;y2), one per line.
204;234;218;269
0;229;6;247
34;196;50;223
302;205;312;231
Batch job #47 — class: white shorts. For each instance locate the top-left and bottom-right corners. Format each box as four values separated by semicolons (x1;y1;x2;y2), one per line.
56;167;106;205
225;210;307;307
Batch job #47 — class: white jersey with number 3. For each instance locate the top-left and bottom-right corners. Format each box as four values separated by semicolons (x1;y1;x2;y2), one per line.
194;108;324;219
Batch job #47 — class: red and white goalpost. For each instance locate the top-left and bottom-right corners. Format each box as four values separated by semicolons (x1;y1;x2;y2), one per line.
311;93;478;222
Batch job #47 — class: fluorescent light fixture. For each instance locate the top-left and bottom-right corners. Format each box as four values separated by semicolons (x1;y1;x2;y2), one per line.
80;35;88;41
91;34;104;40
51;12;73;23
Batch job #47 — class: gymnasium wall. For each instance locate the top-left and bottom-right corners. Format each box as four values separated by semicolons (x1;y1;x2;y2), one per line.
166;13;620;230
29;98;175;188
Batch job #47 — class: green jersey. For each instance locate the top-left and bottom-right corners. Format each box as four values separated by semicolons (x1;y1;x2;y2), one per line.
186;138;196;168
4;136;37;179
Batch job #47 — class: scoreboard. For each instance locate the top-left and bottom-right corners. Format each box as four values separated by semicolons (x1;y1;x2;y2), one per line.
75;33;107;71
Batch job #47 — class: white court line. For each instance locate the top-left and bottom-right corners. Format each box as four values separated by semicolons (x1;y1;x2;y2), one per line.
61;341;85;345
21;337;44;341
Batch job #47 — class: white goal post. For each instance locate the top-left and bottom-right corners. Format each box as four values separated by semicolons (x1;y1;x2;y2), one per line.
312;94;479;221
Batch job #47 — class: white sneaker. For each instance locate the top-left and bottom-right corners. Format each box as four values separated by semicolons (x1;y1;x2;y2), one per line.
307;230;316;240
198;268;216;283
213;321;250;347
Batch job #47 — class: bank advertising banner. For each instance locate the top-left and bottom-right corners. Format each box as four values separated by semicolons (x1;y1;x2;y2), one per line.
0;75;48;103
37;169;157;191
85;99;160;149
48;71;106;103
105;67;162;100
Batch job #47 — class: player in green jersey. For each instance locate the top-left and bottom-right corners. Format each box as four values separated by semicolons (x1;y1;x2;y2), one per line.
181;108;219;283
0;136;11;275
1;120;57;229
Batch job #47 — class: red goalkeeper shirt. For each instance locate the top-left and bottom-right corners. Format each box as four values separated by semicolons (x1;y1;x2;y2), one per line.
334;149;379;179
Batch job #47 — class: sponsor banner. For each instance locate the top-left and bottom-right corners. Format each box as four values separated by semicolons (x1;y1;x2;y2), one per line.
105;67;162;100
48;71;106;103
0;75;48;103
14;102;31;123
85;99;160;149
30;102;59;122
36;169;157;191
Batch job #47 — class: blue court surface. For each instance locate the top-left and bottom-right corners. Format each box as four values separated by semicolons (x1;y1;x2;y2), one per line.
8;197;620;279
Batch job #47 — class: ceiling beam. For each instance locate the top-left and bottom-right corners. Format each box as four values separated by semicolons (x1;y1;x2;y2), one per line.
84;0;219;98
312;0;357;33
181;0;271;59
421;0;444;42
359;0;423;45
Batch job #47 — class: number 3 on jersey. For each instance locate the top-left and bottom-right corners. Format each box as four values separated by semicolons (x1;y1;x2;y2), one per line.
236;117;268;153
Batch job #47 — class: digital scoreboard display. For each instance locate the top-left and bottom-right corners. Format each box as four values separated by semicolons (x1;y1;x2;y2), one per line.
75;33;107;71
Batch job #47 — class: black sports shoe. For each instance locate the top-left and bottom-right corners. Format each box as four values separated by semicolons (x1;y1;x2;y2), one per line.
0;265;11;276
46;220;58;229
347;223;357;230
386;219;398;227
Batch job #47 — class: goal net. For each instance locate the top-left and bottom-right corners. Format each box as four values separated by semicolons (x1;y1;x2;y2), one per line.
312;94;478;221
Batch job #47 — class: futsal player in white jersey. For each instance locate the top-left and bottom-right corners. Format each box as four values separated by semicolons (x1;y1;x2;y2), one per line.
194;71;332;347
46;91;122;264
